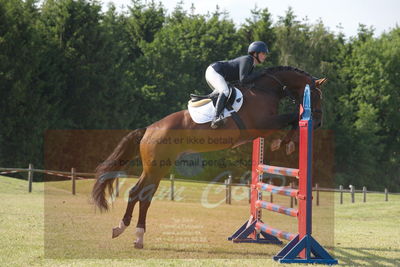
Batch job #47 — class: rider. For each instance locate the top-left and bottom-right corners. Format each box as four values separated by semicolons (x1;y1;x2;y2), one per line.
205;41;269;128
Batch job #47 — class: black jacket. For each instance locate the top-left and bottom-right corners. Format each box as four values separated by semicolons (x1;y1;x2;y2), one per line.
211;55;262;84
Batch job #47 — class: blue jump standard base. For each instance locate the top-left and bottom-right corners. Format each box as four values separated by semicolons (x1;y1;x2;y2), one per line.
273;234;338;265
228;220;282;244
228;221;338;265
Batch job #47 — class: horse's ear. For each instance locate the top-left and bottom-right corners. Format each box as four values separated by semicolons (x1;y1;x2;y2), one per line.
315;78;328;87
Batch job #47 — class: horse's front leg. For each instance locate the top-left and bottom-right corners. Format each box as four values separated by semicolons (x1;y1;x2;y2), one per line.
267;113;298;154
281;129;298;155
282;119;300;155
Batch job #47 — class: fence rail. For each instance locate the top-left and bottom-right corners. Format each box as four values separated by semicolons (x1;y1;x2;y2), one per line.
1;166;399;204
0;167;94;177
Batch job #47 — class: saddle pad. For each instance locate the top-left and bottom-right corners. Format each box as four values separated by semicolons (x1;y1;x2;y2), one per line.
188;98;212;107
187;88;243;124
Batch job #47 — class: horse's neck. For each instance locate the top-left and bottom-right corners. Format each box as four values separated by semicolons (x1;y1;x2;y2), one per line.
243;87;281;114
242;84;282;103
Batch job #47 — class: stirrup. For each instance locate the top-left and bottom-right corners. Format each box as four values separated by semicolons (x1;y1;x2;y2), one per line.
211;116;226;129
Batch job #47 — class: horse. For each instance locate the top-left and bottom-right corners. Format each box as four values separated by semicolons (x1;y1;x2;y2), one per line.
91;66;327;249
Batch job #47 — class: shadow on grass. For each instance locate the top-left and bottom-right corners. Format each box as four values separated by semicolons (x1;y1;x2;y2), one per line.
144;245;278;259
332;246;400;266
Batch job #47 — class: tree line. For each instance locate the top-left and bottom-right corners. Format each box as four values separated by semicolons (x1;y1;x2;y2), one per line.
0;0;399;191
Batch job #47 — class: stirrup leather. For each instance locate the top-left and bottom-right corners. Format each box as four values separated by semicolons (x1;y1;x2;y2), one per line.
211;94;227;128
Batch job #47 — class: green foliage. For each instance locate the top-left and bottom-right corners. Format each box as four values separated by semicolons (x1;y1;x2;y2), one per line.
0;0;47;167
137;7;242;118
0;0;398;190
126;0;165;57
336;26;400;189
238;6;276;65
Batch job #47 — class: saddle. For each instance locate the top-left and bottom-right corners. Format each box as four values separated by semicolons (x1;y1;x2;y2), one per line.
188;86;238;109
187;86;246;129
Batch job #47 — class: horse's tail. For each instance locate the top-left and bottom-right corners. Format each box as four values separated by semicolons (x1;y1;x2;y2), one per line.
92;128;147;212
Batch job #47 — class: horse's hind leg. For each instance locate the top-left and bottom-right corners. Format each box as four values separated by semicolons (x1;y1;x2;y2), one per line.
112;127;180;247
112;175;144;238
133;177;161;249
111;170;164;249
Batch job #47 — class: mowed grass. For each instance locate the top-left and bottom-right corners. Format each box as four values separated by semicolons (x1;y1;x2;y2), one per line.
0;176;399;267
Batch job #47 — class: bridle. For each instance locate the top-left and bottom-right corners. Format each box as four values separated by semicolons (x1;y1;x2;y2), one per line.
265;73;297;104
265;73;323;115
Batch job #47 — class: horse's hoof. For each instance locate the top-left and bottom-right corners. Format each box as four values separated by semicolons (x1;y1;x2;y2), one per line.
134;227;145;248
134;242;144;249
271;139;282;151
112;221;127;239
112;227;122;238
286;141;295;155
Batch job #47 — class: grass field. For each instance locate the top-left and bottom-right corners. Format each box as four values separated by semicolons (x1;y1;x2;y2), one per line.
0;176;399;267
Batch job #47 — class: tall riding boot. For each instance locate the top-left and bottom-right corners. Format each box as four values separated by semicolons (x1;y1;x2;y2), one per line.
211;93;227;129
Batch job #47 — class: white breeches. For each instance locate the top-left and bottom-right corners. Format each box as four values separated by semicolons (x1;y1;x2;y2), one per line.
205;65;230;97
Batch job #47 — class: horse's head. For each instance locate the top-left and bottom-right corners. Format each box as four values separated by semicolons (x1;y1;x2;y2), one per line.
257;66;328;129
310;78;327;128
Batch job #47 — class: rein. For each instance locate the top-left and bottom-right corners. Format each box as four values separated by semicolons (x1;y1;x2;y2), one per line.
264;73;296;104
264;73;323;115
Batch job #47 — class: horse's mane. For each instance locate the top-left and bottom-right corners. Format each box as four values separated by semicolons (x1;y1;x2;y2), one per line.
237;65;314;93
262;66;313;79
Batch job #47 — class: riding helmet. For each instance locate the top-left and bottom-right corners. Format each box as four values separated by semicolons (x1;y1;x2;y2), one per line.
248;41;269;54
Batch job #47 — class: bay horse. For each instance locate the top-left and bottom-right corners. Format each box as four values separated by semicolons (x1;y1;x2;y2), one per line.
92;66;327;248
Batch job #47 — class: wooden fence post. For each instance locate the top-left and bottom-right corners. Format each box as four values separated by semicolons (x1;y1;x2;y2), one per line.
269;178;273;203
385;188;388;202
315;183;319;206
290;182;294;208
339;185;343;204
350;185;355;203
229;175;232;204
170;174;175;201
71;168;76;195
363;186;367;203
225;175;232;205
116;177;119;197
248;180;251;204
28;164;33;193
